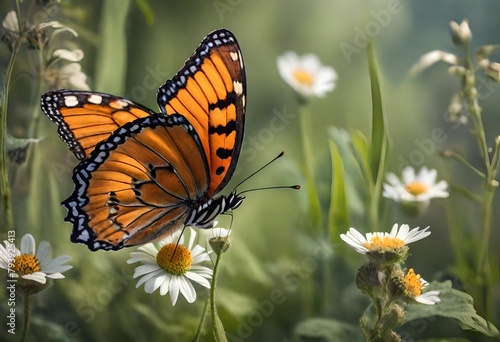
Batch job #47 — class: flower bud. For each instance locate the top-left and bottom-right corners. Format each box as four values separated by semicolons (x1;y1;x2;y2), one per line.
450;20;472;46
355;262;381;296
207;227;231;255
448;94;462;122
379;304;406;334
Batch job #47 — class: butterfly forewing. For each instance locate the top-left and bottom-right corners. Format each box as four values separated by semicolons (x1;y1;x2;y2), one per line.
158;28;246;195
64;114;209;251
41;90;154;160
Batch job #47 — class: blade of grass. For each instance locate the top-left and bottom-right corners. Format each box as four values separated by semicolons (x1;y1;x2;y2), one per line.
366;42;389;228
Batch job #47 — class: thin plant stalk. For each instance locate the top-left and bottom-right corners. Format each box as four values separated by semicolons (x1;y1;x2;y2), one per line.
298;101;323;231
461;41;496;319
193;292;210;342
298;101;328;316
0;0;36;231
210;249;227;342
20;292;32;342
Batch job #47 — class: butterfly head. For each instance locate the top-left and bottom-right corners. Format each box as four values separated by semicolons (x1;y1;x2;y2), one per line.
187;192;245;229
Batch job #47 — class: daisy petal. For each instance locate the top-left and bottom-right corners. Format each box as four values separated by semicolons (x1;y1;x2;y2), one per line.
179;276;196;303
36;241;51;263
21;234;36;255
23;272;47;284
169;276;180;305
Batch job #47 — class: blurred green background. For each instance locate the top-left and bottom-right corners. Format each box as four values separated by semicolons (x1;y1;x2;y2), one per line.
1;0;500;341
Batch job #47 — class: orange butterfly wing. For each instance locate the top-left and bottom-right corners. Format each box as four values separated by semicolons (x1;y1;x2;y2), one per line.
41;29;247;251
64;114;209;250
158;29;246;195
41;91;154;160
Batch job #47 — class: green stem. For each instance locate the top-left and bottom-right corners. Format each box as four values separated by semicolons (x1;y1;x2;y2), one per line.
0;46;17;232
0;0;36;231
20;292;31;342
477;186;494;318
462;43;496;319
298;101;323;231
463;45;490;169
192;293;210;342
297;101;324;317
447;149;485;179
210;251;227;342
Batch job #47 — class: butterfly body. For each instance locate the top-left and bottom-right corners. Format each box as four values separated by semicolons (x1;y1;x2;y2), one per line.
41;29;246;251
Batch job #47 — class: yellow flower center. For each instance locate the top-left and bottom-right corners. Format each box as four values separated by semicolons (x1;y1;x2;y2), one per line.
364;236;405;252
405;181;428;196
156;243;192;276
12;254;41;275
403;268;423;297
292;69;314;86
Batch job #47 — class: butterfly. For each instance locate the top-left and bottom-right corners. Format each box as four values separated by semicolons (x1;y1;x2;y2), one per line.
40;29;246;251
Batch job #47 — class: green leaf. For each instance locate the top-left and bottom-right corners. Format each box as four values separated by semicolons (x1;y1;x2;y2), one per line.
366;42;389;187
351;130;370;184
327;127;366;221
292;318;363;342
328;139;349;244
405;281;499;338
94;0;131;94
134;0;155;25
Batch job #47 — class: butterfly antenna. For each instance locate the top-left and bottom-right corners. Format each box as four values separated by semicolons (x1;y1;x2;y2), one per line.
171;226;187;262
234;151;286;192
237;184;300;196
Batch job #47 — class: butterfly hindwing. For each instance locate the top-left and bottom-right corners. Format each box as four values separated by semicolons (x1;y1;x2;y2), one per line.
41;90;154;160
157;28;246;195
64;114;209;251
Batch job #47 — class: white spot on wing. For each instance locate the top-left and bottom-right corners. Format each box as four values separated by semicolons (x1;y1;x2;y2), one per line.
88;94;102;104
233;81;243;95
64;96;78;107
230;52;239;62
79;230;89;241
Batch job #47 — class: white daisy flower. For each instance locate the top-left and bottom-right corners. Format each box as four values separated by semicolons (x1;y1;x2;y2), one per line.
383;166;449;203
340;224;431;255
277;51;337;97
127;227;212;305
0;234;72;284
402;268;441;305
